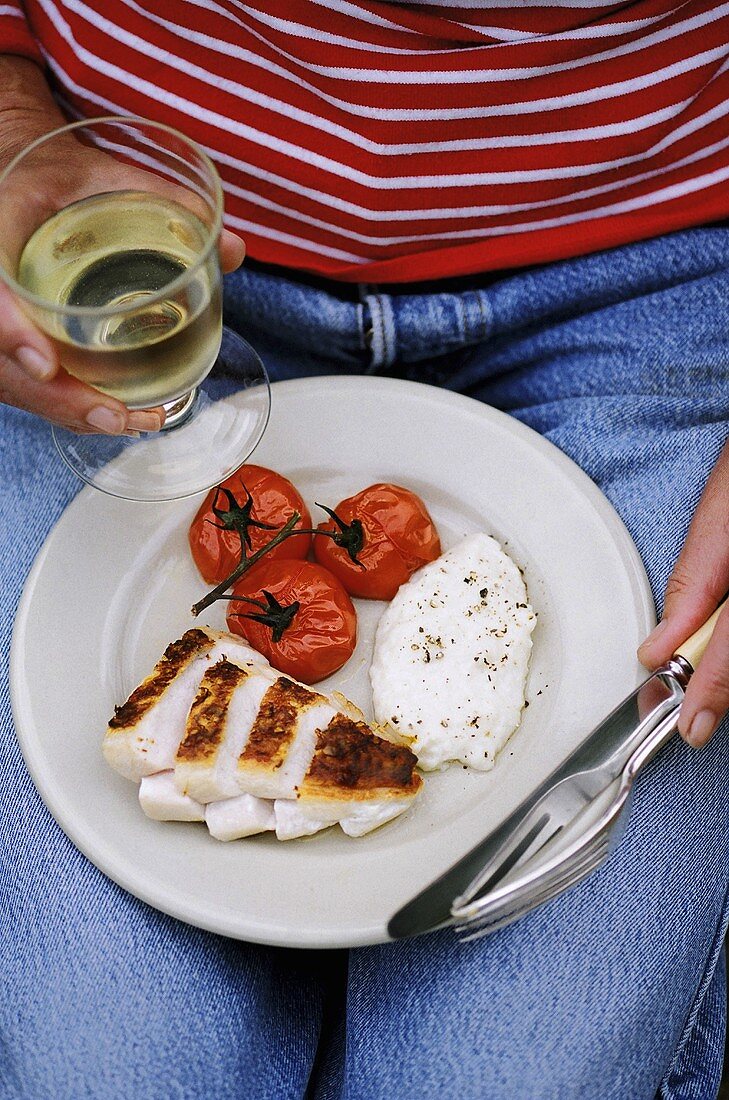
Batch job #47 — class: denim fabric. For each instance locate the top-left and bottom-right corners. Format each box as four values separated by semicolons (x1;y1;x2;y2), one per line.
2;225;728;1100
0;442;327;1100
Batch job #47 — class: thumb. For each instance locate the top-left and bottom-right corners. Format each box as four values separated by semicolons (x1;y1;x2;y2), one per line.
219;228;245;274
0;280;164;435
638;443;729;669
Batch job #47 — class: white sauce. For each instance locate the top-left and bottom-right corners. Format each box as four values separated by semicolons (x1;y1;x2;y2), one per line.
370;533;535;771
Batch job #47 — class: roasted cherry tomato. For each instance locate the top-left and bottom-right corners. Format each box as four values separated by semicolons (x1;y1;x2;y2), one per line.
189;465;312;584
226;559;357;684
313;483;441;600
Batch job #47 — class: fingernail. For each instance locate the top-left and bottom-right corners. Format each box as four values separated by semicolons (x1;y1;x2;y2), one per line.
86;406;126;434
16;346;54;381
127;411;163;432
687;709;716;747
638;618;669;656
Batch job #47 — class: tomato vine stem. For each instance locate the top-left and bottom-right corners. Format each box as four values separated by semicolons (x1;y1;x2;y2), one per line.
192;500;368;619
191;511;302;617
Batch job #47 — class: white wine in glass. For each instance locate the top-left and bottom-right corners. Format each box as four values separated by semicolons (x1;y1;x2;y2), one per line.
16;190;222;409
0;116;270;502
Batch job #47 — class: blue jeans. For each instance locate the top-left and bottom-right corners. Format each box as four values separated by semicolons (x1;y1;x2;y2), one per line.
1;227;728;1100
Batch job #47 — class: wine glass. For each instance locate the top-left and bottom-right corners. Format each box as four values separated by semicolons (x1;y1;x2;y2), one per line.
0;116;270;502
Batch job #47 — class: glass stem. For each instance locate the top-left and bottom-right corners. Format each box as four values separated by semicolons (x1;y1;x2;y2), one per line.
160;387;198;430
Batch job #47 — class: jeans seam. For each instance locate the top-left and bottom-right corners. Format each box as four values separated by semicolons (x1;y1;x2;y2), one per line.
475;289;491;342
455;294;466;343
372;294;385;369
379;294;390;365
658;879;729;1097
355;300;367;352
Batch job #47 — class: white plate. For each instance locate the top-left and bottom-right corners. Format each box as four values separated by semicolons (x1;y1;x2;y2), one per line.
10;377;654;948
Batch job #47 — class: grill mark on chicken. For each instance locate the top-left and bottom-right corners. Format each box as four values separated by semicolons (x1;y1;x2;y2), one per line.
302;715;422;798
108;629;213;731
176;660;249;763
239;677;320;769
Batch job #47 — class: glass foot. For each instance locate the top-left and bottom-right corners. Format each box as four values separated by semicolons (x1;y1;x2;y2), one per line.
52;329;271;502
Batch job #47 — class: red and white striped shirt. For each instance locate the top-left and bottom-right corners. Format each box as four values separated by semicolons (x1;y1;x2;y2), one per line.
1;0;728;282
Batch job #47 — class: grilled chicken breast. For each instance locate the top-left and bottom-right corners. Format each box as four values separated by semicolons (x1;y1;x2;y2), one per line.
103;629;258;780
174;659;276;803
205;793;275;841
275;715;422;839
274;799;331;841
139;770;205;822
235;678;337;800
105;630;422;840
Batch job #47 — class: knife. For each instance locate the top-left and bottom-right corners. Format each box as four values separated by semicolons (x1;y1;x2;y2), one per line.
388;599;726;940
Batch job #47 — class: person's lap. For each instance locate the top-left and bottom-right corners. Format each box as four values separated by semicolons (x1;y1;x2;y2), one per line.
339;230;729;1100
1;227;727;1099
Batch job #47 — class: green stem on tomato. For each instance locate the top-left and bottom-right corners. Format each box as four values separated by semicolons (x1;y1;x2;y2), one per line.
226;590;301;643
294;503;366;567
207;485;278;558
314;503;365;565
300;526;367;569
191;511;302;618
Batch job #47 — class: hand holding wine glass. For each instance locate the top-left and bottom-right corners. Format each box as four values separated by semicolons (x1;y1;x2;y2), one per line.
0;234;244;437
0;114;269;500
0;77;245;435
0;89;245;436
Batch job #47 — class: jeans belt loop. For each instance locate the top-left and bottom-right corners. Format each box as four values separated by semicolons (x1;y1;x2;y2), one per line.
362;290;397;372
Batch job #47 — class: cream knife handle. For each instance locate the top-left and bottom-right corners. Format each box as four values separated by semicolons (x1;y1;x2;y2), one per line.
674;597;728;670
